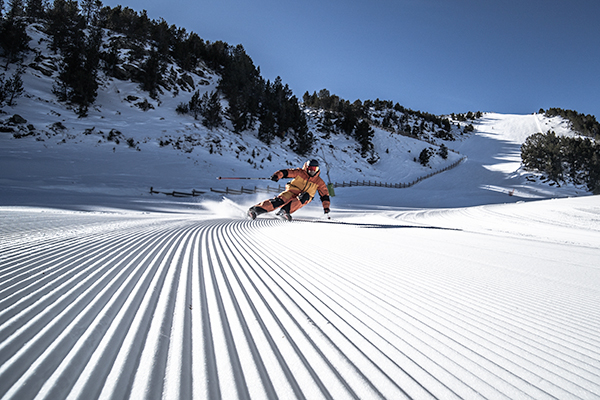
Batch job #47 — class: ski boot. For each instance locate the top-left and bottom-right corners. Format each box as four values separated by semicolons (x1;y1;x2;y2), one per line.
247;207;257;220
276;208;292;221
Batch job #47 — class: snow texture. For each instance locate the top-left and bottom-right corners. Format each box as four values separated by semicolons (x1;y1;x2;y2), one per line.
1;195;599;399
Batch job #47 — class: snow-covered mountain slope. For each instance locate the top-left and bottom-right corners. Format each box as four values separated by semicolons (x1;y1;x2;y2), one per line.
0;24;589;210
1;23;463;202
0;104;588;210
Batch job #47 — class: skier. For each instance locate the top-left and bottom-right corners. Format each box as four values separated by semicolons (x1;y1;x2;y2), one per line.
248;159;330;221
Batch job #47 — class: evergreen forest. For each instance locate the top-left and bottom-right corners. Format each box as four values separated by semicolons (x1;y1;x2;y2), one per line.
521;130;600;193
0;0;313;154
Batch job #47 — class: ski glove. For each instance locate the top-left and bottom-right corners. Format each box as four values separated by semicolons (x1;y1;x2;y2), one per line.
270;174;279;182
324;208;330;214
298;192;311;204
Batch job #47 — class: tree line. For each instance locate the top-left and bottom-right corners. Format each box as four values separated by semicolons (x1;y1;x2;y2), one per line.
521;130;600;193
0;0;313;154
540;108;600;140
303;88;454;136
302;88;458;162
302;89;377;162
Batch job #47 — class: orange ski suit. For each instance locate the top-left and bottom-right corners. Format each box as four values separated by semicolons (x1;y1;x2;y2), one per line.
253;166;330;215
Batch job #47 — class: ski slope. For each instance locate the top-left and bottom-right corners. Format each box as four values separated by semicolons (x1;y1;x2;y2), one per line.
1;195;599;399
2;91;600;400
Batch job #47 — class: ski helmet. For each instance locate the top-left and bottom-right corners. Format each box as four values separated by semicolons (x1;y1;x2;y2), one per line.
304;159;320;175
307;159;319;168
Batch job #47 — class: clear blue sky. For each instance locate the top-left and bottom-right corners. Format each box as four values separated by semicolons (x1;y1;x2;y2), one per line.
101;0;600;117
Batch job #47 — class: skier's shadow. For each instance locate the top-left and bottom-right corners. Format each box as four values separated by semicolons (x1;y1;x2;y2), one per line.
295;219;461;231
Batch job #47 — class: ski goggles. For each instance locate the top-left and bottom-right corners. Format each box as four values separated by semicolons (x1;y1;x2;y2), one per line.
307;166;319;173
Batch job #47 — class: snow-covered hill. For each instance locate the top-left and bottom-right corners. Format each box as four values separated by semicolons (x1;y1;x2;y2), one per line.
1;23;589;210
1;19;599;400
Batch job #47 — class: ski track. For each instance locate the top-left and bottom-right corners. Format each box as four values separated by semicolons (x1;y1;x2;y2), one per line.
1;208;600;400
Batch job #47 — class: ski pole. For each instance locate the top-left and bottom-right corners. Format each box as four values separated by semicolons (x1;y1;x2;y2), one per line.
217;177;271;180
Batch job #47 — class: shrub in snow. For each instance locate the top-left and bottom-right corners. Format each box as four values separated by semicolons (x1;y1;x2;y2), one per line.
418;147;434;166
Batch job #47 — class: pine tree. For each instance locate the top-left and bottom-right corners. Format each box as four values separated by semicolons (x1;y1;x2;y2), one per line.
438;143;448;159
25;0;44;19
521;132;550;173
172;31;205;72
521;131;563;182
419;148;433;166
354;119;374;157
226;96;250;134
588;146;600;193
270;77;295;137
258;109;276;145
200;91;223;129
7;0;24;17
46;0;79;53
0;13;30;70
291;124;314;156
302;91;315;107
3;68;24;105
188;90;202;120
338;101;358;136
100;39;120;77
49;0;101;116
0;74;7;105
150;18;171;56
137;50;165;99
257;78;277;144
79;0;100;25
288;97;312;155
318;111;335;138
219;44;261;133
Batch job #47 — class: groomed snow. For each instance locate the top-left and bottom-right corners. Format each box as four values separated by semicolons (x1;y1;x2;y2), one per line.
1;194;599;399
